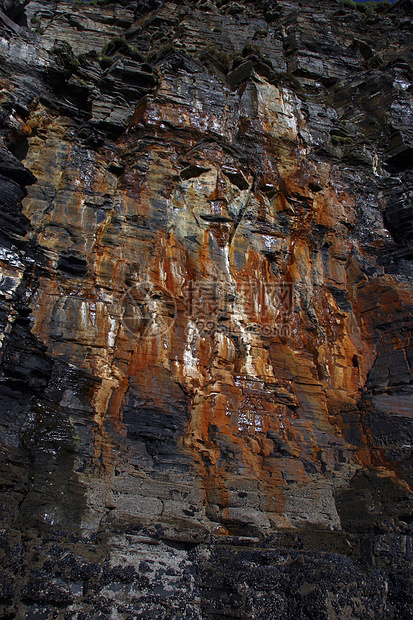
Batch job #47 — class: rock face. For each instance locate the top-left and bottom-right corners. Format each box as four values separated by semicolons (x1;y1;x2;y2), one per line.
0;0;412;617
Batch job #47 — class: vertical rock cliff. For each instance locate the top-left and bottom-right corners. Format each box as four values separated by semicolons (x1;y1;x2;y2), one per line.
0;0;412;617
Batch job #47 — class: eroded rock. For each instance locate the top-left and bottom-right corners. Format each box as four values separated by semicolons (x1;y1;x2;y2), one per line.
0;0;412;617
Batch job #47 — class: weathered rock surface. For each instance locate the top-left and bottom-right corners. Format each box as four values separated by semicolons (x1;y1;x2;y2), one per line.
0;0;412;617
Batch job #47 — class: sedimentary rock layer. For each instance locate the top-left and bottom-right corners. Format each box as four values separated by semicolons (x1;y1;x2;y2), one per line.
0;0;412;617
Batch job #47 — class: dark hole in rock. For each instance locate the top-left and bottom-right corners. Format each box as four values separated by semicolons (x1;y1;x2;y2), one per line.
108;162;124;176
222;169;249;190
9;137;30;161
263;251;279;263
16;305;32;317
385;147;413;173
57;255;87;277
309;181;323;192
400;513;413;524
180;165;210;180
200;214;233;222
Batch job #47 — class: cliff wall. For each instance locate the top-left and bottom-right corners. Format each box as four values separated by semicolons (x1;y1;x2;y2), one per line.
0;0;412;617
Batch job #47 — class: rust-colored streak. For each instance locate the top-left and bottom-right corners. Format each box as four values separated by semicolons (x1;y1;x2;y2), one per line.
18;62;413;533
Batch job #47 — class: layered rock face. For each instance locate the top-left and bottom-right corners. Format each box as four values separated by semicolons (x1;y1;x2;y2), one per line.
0;0;413;617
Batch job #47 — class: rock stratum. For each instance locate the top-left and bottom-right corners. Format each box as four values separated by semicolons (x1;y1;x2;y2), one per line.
0;0;413;617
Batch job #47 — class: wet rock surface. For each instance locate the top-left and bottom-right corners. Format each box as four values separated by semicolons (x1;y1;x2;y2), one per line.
0;0;412;617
